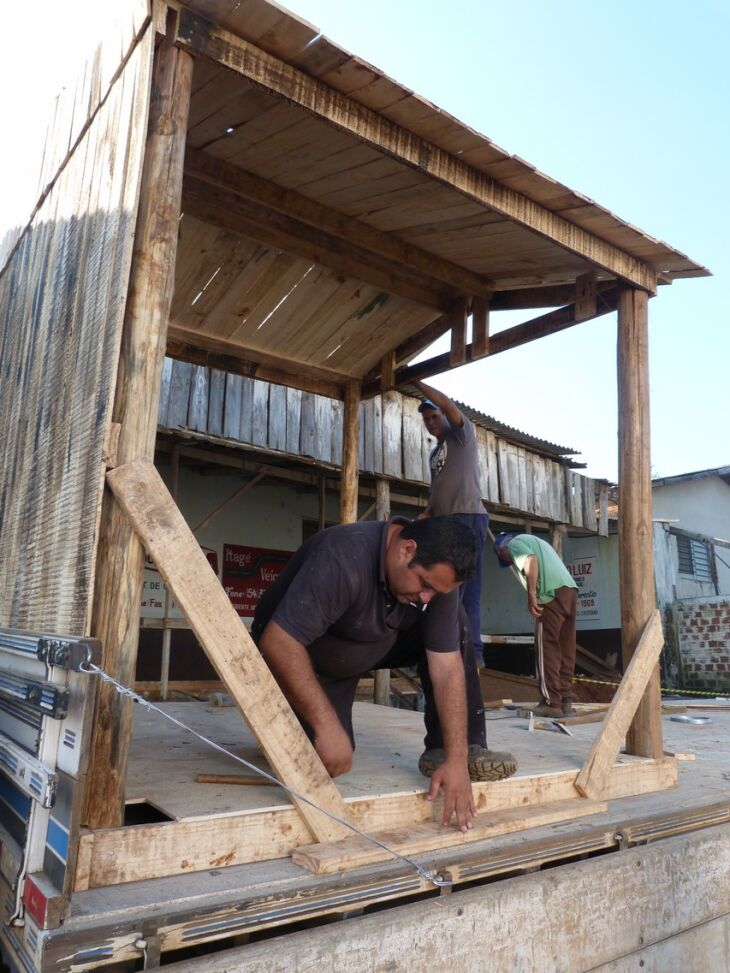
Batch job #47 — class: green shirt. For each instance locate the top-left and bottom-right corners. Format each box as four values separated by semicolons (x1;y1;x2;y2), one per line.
507;535;577;605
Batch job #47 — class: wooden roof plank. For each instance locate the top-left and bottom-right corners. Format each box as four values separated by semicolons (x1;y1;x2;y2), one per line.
175;10;659;291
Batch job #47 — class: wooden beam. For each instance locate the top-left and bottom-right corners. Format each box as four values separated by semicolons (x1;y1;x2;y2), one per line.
617;287;663;758
471;295;490;358
185;147;494;300
575;611;664;799
107;459;352;841
384;290;618;391
489;281;617;312
380;351;396;392
449;296;468;367
340;381;361;523
175;11;658;293
75;759;676;888
84;38;194;830
166;326;346;399
182;175;454;311
374;479;391;706
293;799;607;875
575;271;598;321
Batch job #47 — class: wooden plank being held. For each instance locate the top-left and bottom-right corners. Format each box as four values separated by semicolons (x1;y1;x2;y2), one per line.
293;799;607;876
575;610;664;800
106;459;352;842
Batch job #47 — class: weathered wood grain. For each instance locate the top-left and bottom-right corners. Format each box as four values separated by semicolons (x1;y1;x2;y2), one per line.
107;459;351;841
84;37;189;830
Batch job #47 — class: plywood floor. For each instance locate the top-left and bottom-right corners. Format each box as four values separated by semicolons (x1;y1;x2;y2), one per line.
124;698;720;821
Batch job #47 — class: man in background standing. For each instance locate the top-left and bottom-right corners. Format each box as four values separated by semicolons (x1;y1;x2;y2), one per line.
493;532;578;717
415;380;489;668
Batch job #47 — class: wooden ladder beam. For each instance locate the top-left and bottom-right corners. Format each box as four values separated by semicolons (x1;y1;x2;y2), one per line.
107;459;352;842
575;610;664;799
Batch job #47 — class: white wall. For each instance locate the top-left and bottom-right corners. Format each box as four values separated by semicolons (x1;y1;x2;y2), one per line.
653;477;730;595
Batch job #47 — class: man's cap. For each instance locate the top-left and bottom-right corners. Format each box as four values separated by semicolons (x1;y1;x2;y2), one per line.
418;399;439;414
493;532;514;566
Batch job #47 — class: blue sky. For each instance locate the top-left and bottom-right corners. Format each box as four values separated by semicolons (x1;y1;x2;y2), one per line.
1;1;727;480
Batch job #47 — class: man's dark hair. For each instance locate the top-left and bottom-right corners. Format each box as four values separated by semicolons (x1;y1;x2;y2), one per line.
400;516;478;582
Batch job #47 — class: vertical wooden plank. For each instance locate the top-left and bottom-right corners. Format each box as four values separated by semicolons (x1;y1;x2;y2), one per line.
239;375;254;443
372;394;384;475
471;295;490;358
340;381;361;523
357;400;366;471
85;40;194;830
533;456;549;519
475;427;490;500
207;368;225;438
448;296;468;367
545;460;559;522
157;356;172;425
516;447;528;512
315;395;333;463
380;351;396;391
486;430;499;502
402;396;423;482
524;453;535;515
300;391;317;457
223;373;242;439
362;397;375;473
497;440;510;507
598;482;609;537
188;365;209;432
285;386;303;454
268;383;287;451
582;477;598;533
568;469;583;527
331;398;344;466
618;286;662;758
382;391;402;478
554;462;568;523
374;478;391;707
165;359;193;428
251;379;269;446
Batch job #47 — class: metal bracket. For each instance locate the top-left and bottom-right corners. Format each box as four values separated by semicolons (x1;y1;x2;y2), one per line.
0;671;69;719
0;734;57;808
36;638;98;671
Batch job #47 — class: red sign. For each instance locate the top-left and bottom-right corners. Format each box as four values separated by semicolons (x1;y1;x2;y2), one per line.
222;544;292;616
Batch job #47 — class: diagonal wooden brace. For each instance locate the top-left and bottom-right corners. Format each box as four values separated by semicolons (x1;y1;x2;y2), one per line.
575;610;664;799
107;459;352;842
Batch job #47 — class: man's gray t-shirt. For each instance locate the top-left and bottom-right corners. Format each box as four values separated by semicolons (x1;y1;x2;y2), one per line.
252;519;460;678
428;414;485;516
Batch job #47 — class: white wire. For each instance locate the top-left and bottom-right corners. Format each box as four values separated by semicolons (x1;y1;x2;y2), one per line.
81;662;452;888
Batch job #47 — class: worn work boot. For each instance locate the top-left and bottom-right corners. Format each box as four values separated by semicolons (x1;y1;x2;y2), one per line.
533;702;564;718
418;746;518;782
561;699;574;716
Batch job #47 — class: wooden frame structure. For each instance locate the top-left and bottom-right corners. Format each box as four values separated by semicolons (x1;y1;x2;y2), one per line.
0;0;711;938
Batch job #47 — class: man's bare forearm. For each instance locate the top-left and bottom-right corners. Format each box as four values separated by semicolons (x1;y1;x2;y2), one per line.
427;652;468;760
259;621;340;734
414;380;463;427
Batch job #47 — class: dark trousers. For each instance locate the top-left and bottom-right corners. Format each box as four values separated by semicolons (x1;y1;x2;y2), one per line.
535;586;578;705
453;512;489;667
298;606;486;752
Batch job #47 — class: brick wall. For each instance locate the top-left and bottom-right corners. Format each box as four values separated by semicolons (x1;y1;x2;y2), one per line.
675;596;730;691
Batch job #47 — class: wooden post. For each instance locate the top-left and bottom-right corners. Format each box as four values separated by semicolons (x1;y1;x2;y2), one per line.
84;37;194;829
160;446;181;701
617;286;663;758
339;381;361;524
374;478;391;706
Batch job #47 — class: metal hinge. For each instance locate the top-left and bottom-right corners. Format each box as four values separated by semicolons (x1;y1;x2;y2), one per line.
36;637;98;671
0;735;57;808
